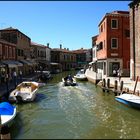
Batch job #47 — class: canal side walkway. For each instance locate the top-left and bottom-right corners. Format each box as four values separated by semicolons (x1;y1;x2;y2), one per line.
98;76;140;94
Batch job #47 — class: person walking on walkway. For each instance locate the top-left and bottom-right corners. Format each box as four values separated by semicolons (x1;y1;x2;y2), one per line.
113;69;117;77
117;68;122;82
5;73;9;94
19;70;23;82
13;70;17;88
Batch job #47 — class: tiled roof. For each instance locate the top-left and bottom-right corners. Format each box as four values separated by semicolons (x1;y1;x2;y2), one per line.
31;41;49;48
0;27;31;40
98;10;129;27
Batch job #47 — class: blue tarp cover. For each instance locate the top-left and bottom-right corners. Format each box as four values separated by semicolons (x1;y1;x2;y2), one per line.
0;102;15;115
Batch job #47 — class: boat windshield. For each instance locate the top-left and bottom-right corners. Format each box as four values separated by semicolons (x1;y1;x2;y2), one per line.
23;83;31;87
77;70;84;74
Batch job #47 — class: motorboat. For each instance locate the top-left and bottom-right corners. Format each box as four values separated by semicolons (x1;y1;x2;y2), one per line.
0;102;16;126
36;71;53;82
9;81;39;103
115;93;140;109
62;77;77;86
74;69;87;81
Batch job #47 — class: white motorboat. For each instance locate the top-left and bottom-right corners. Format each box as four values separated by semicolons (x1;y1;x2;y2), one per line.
0;102;16;126
115;93;140;109
74;69;87;81
9;81;39;103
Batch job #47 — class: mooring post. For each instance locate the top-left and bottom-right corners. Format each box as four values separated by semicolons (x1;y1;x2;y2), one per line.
133;76;139;95
107;79;110;92
102;78;106;92
114;80;118;96
0;125;11;140
120;81;124;93
0;115;11;140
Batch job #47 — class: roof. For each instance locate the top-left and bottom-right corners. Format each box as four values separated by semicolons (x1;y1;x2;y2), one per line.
98;10;129;27
0;27;31;40
51;48;73;53
31;41;50;49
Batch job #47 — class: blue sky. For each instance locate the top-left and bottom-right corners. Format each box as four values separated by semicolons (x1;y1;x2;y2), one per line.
0;1;130;50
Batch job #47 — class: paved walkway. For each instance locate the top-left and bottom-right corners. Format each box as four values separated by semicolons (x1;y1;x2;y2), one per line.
102;77;140;93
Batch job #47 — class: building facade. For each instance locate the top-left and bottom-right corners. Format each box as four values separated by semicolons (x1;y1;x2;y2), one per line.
0;27;31;60
96;11;130;78
72;48;92;69
31;42;51;71
51;46;76;72
129;0;140;80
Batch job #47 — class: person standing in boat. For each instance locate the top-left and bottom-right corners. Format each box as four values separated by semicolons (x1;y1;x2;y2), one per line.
67;74;73;82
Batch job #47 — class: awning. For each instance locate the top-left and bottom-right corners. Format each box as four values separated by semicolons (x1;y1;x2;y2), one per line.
20;60;33;66
89;60;97;65
13;60;23;66
38;60;49;65
27;60;37;66
2;60;23;68
0;62;6;68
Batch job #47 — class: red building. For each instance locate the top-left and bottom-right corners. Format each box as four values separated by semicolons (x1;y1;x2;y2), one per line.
0;39;17;81
96;11;130;77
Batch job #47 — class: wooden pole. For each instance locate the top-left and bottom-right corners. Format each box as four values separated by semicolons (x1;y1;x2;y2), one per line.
0;115;11;139
102;79;106;92
120;81;124;93
107;79;110;88
107;79;110;92
114;80;118;96
133;76;139;95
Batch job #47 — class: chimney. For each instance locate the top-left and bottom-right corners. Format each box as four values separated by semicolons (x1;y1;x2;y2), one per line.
67;48;69;51
60;44;62;49
47;43;49;47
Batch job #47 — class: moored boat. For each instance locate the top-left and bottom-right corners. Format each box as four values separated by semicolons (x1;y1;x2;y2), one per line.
74;69;87;81
115;93;140;109
0;102;16;126
9;81;39;103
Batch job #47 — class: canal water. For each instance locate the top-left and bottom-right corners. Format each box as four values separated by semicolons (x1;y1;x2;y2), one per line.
11;71;140;139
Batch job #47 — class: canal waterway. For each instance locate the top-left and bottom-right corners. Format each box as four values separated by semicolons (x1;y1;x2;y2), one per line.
11;71;140;139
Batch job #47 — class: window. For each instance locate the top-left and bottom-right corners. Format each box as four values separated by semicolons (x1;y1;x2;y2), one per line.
13;48;15;58
97;42;103;51
9;47;12;58
111;38;118;49
18;49;20;56
111;19;118;29
125;29;130;38
5;45;8;58
0;44;2;56
101;25;103;32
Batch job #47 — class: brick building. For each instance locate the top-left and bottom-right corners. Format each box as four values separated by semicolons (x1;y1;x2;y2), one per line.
51;45;76;72
95;11;130;78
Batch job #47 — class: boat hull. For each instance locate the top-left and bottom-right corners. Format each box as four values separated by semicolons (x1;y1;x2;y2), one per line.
62;78;77;86
115;94;140;109
74;75;87;81
8;81;39;103
0;102;16;126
